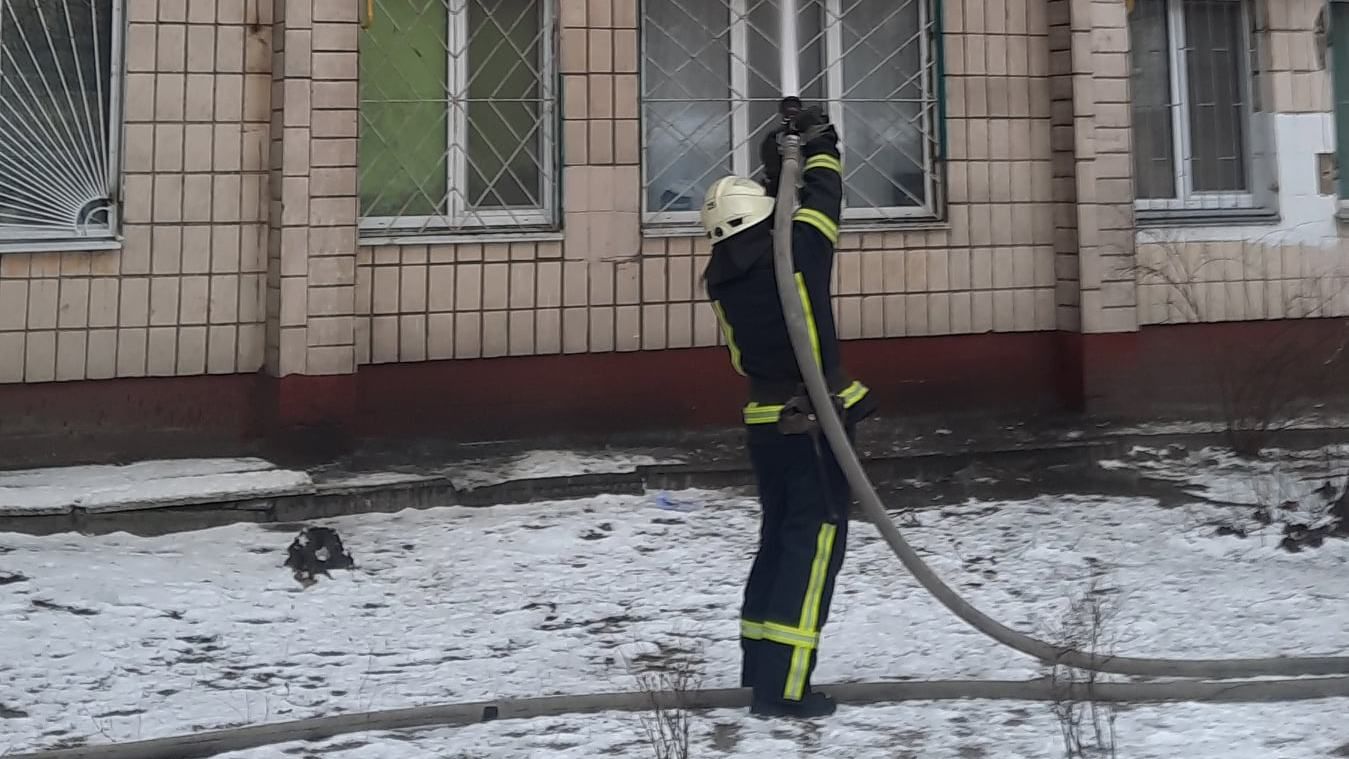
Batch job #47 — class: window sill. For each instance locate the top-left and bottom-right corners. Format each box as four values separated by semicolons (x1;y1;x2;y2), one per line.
641;218;947;238
1135;208;1280;229
358;230;564;247
0;236;122;255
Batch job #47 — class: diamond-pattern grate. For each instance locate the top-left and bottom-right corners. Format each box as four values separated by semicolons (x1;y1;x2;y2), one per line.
359;0;554;235
0;0;118;241
641;0;940;223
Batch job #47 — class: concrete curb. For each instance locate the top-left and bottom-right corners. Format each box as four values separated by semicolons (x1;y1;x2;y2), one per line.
1;427;1346;537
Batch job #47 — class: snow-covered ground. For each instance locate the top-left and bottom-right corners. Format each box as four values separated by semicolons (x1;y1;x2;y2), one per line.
0;458;312;516
1;451;1347;756
441;449;680;490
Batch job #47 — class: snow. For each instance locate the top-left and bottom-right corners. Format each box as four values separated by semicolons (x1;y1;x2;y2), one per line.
442;449;680;490
0;458;313;516
1;469;1346;756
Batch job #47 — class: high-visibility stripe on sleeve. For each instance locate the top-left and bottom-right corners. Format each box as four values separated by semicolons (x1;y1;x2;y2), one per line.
784;522;837;701
794;273;822;367
792;207;839;245
837;380;870;409
710;300;746;376
803;154;842;174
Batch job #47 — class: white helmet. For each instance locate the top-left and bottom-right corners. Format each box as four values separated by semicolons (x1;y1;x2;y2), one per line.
701;176;775;242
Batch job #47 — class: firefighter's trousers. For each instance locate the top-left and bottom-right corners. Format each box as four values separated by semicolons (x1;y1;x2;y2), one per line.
739;424;852;703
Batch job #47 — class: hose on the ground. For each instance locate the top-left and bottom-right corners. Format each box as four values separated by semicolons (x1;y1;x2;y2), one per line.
769;134;1349;679
11;677;1349;759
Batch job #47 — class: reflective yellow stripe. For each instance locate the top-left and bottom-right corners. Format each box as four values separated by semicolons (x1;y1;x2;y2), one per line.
794;273;822;366
784;523;837;700
792;207;839;244
741;619;820;648
838;380;870;408
803;154;842;174
763;621;820;648
743;403;784;424
711;301;745;376
740;382;868;425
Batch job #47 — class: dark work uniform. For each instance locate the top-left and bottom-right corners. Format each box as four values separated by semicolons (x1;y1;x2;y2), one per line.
704;138;876;705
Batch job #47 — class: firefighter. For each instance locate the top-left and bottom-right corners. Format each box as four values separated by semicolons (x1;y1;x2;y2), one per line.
701;105;876;718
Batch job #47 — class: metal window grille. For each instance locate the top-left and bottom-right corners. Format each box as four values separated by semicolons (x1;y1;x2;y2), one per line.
0;0;121;242
640;0;941;227
358;0;556;237
1130;0;1255;212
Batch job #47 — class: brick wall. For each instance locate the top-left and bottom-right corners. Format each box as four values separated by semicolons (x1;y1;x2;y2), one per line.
4;0;1343;394
0;0;271;384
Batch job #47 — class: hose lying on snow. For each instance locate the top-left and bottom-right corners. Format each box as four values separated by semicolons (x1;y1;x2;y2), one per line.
12;677;1349;759
769;135;1349;680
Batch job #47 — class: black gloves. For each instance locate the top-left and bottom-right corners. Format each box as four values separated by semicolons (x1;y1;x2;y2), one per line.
759;105;839;197
760;125;785;197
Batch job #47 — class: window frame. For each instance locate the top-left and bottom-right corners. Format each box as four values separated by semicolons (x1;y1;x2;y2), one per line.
1132;0;1259;215
357;0;558;237
639;0;941;230
0;0;124;246
1329;0;1349;216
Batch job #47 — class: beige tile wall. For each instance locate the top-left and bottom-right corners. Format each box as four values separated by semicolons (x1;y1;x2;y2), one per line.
1136;239;1349;325
355;0;1061;365
1259;0;1332;114
0;0;270;384
18;0;1332;385
266;0;361;377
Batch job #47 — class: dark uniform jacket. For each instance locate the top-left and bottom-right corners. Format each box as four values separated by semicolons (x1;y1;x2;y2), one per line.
704;141;876;429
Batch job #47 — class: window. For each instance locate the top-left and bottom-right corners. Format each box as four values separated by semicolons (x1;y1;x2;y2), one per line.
358;0;556;236
641;0;941;227
0;0;120;242
1331;0;1349;207
1130;0;1256;213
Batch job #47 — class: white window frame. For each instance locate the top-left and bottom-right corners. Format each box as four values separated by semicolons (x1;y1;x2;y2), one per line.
0;0;124;246
640;0;939;229
1133;0;1258;214
358;1;557;236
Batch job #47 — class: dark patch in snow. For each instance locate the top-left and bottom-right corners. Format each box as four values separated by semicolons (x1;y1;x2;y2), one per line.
710;722;742;752
31;599;98;616
0;571;28;585
957;746;988;759
579;529;608;541
0;703;29;718
1332;741;1349;757
93;708;144;718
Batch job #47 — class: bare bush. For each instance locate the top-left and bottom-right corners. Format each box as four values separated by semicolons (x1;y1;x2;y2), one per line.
1220;449;1349;551
624;638;705;759
1046;584;1120;759
1130;231;1349;456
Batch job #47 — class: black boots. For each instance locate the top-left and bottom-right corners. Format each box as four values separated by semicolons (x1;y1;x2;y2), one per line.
750;691;837;718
